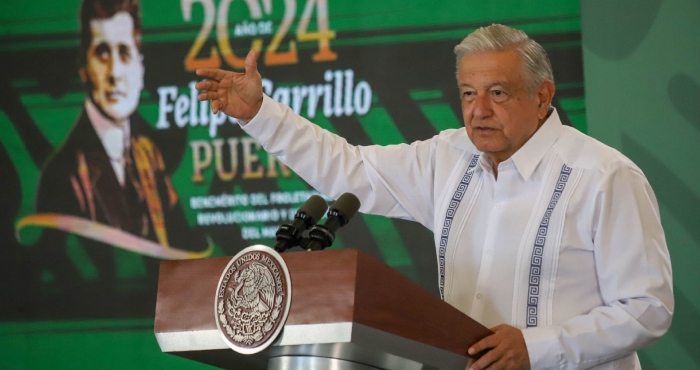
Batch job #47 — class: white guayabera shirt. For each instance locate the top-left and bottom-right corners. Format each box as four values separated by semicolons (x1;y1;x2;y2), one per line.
242;95;673;370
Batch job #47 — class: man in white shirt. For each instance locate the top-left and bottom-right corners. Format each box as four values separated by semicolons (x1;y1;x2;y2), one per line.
196;24;673;369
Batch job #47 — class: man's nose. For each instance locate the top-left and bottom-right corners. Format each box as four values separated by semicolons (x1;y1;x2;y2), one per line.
110;49;127;80
472;95;493;118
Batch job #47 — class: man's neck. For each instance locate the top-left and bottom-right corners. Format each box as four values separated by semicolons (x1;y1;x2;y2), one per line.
484;107;554;180
85;99;131;186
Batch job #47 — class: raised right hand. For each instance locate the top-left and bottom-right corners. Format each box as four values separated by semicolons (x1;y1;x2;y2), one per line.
195;49;263;120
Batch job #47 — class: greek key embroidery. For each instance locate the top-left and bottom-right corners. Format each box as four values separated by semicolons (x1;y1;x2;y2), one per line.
439;154;480;300
526;164;572;328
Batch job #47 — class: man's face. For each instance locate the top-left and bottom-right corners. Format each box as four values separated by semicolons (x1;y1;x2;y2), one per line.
458;48;546;164
82;12;143;125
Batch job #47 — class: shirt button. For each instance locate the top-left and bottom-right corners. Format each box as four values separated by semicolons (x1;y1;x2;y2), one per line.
476;293;483;299
494;203;501;210
485;249;492;255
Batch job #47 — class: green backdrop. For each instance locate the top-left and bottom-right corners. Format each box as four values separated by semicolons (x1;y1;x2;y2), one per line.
581;0;700;369
1;0;695;368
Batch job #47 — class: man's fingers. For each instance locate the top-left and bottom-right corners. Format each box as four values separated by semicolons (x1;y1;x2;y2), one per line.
468;334;498;356
469;325;529;370
468;347;503;370
467;324;508;355
195;80;219;92
195;68;220;78
244;49;260;76
197;68;241;83
198;91;220;102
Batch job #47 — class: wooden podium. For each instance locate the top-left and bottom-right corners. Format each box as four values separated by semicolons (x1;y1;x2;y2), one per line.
154;248;491;369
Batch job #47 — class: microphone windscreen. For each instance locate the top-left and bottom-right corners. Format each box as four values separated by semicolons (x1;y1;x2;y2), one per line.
299;195;329;223
331;193;361;222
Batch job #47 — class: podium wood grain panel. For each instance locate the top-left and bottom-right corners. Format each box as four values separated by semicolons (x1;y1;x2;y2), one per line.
353;250;491;355
155;248;491;357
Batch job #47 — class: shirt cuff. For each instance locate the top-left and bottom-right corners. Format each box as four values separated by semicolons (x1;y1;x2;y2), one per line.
522;326;562;369
236;94;273;127
239;94;283;144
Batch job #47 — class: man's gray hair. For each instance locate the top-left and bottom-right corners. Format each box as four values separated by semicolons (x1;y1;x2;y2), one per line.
454;24;553;96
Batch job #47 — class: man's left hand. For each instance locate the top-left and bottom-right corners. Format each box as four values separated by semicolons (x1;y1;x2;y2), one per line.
466;324;530;370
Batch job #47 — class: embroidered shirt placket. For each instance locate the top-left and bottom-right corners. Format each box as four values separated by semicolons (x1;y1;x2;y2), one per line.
526;164;573;328
439;154;480;300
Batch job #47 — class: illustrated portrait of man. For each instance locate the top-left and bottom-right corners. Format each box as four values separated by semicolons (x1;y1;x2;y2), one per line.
29;0;207;318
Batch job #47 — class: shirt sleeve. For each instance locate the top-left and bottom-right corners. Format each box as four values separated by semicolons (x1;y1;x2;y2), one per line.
522;161;674;369
241;94;439;229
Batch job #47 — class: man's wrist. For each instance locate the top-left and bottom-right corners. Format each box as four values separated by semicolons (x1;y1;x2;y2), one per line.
238;96;264;126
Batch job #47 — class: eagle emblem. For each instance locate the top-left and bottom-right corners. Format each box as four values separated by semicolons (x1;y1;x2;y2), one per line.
234;262;276;313
216;246;291;354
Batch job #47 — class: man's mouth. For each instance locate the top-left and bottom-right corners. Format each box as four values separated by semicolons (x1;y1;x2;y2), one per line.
105;90;126;100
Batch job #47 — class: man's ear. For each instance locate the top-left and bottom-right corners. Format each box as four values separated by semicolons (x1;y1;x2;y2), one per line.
79;66;95;94
536;80;555;119
139;53;145;75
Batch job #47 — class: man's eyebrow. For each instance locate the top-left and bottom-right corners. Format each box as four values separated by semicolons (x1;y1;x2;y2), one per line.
487;81;509;89
458;81;510;89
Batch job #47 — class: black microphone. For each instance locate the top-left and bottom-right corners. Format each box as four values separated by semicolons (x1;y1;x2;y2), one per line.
305;193;361;251
273;195;328;252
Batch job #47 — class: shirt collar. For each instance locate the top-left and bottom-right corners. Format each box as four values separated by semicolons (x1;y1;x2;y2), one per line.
509;107;563;181
474;108;564;180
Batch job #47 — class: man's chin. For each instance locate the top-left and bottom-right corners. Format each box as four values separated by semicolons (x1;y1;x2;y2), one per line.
102;110;132;125
102;105;137;123
473;143;502;154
